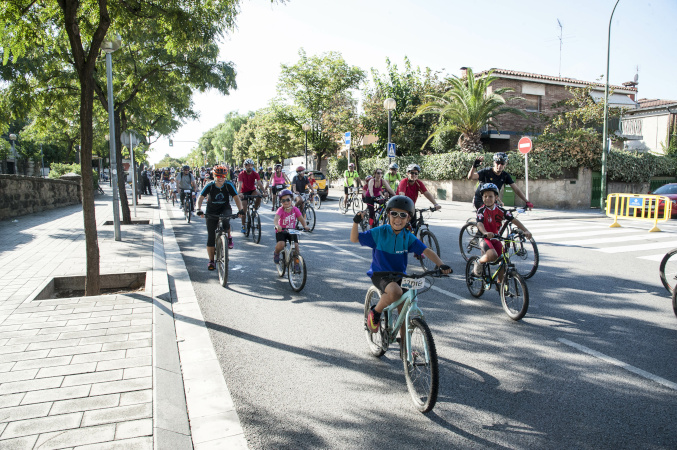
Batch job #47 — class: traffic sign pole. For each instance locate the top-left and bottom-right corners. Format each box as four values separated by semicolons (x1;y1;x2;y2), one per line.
518;137;533;202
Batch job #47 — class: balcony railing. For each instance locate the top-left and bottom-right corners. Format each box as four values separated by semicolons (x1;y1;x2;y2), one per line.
619;118;642;137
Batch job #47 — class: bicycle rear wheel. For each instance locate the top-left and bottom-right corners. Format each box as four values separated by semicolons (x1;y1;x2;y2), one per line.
251;212;261;244
510;235;539;279
363;287;386;357
418;229;440;271
459;221;481;262
288;254;307;292
465;256;485;298
500;270;529;321
403;318;439;413
338;196;347;214
659;248;677;294
216;234;229;287
304;205;316;232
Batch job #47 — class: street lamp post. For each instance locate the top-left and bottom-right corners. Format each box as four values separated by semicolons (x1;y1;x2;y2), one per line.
102;34;122;241
384;98;397;163
600;0;620;210
202;150;207;166
302;123;311;169
222;146;227;165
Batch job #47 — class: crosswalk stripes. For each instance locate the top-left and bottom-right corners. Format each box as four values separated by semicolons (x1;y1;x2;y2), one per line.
523;218;677;261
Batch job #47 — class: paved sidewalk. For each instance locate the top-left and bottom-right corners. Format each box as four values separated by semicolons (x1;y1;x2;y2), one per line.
0;186;246;449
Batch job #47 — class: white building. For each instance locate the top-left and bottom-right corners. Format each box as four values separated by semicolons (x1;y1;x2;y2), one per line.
620;99;677;154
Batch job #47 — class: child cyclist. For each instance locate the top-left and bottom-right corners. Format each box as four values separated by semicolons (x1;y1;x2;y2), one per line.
350;195;452;335
273;189;310;266
473;183;532;288
196;166;244;271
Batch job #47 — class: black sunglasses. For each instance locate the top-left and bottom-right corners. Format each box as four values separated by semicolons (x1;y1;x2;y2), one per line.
409;172;419;176
389;211;409;219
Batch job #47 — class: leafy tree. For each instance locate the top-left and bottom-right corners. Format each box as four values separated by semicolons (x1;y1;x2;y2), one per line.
275;49;366;163
199;111;253;165
233;107;300;163
544;83;625;135
156;154;186;169
362;57;452;157
414;68;526;153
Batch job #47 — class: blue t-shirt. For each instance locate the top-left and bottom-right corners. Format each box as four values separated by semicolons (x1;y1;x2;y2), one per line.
358;225;427;277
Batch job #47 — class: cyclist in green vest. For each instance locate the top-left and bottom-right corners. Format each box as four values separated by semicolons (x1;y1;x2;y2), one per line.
343;163;362;210
384;163;400;191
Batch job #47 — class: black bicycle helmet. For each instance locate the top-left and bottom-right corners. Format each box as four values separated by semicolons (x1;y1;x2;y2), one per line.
479;183;499;196
493;152;508;164
385;195;415;217
182;165;190;171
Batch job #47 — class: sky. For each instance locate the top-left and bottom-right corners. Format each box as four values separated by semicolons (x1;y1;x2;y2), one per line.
147;0;677;165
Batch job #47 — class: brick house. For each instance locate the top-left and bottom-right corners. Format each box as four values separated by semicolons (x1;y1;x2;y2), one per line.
469;68;638;152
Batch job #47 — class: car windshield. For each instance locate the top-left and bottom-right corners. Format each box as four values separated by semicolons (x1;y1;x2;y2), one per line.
313;172;325;180
654;184;677;195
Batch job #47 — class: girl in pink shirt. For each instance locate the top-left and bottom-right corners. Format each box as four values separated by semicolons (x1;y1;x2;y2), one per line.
273;190;310;264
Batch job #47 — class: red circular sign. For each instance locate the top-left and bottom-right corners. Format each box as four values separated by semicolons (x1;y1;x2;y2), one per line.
518;137;532;154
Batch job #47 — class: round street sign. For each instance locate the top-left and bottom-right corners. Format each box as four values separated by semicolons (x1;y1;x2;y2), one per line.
518;136;532;154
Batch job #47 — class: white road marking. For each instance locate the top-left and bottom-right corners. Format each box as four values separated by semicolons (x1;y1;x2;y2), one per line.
596;240;677;254
563;232;676;247
558;338;677;391
637;253;669;262
538;228;639;241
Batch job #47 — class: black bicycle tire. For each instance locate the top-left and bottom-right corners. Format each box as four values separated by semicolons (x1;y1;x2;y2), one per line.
418;229;440;272
338;196;347;214
364;287;386;357
500;270;529;321
288;254;307;292
252;212;261;244
465;256;485;298
672;286;677;318
216;234;228;287
245;212;251;237
305;205;316;232
185;197;191;223
403;318;439;413
276;249;286;277
659;248;677;294
511;236;539;279
459;221;481;262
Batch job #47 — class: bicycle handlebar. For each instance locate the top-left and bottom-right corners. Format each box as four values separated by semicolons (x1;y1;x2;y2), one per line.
198;212;240;220
373;269;452;280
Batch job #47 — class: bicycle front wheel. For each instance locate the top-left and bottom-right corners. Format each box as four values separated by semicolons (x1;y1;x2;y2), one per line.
672;286;677;317
304;205;316;232
252;212;261;244
351;195;362;214
363;287;386;357
288;254;307;292
245;214;251;237
659;248;677;294
276;249;286;277
459;221;481;262
185;200;191;223
510;236;539;279
500;270;529;321
465;256;485;298
403;318;439;413
313;193;321;209
418;229;440;272
338;196;347;214
216;234;229;287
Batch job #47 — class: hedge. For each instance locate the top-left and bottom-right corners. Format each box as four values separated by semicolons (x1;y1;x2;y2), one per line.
49;163;99;188
328;136;677;184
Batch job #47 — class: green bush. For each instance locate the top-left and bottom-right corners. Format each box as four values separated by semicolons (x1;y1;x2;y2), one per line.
49;163;99;188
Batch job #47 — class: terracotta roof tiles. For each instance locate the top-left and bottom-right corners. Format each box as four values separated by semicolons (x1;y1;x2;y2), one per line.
475;68;636;92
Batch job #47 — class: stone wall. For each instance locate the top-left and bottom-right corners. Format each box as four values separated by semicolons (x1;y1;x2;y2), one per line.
0;175;81;220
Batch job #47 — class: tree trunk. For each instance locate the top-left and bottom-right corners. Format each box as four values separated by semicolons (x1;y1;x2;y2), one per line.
114;111;131;224
459;132;485;153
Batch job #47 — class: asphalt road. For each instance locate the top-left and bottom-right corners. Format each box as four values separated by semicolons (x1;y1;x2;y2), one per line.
165;195;677;449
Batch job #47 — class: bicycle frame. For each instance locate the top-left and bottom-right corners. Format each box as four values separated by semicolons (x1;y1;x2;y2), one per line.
483;237;517;287
381;289;430;365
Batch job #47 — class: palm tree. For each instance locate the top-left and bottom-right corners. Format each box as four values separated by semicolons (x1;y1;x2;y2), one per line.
414;68;526;153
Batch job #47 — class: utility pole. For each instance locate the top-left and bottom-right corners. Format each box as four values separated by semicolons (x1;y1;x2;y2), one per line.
557;19;563;77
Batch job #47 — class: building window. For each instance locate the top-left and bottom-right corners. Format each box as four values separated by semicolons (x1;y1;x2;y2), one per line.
524;94;541;112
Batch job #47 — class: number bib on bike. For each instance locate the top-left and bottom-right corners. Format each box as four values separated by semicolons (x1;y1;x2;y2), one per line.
401;277;425;290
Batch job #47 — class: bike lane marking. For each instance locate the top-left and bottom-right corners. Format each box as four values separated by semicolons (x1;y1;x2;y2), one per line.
558;338;677;391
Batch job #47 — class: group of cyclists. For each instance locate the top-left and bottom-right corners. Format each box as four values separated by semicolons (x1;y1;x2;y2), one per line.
158;152;535;289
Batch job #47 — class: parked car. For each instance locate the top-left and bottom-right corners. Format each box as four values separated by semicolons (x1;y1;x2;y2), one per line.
648;183;677;218
309;171;328;200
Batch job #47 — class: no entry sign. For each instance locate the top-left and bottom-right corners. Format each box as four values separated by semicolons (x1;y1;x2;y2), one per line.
518;136;532;154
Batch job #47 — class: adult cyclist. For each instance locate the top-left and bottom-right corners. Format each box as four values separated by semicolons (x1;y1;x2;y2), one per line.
290;166;314;210
270;164;290;211
397;164;441;210
176;165;197;211
342;163;362;210
384;163;400;192
467;152;533;211
237;158;265;233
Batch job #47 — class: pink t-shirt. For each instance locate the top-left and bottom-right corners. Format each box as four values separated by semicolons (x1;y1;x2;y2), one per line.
276;206;303;230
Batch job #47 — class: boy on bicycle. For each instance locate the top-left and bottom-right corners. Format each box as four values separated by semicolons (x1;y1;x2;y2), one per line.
273;189;310;267
350;195;451;335
473;183;532;287
196;166;244;271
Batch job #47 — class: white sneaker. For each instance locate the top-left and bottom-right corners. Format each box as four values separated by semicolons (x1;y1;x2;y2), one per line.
473;261;484;277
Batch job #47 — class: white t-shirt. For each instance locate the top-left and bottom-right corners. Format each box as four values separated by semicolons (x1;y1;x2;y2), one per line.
169;182;177;191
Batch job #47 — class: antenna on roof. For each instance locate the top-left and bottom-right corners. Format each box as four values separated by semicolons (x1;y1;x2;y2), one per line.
557;19;563;77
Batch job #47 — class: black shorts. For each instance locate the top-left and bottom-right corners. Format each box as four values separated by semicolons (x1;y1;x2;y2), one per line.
206;212;231;247
344;186;350;195
275;231;298;243
370;272;404;293
242;190;257;197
